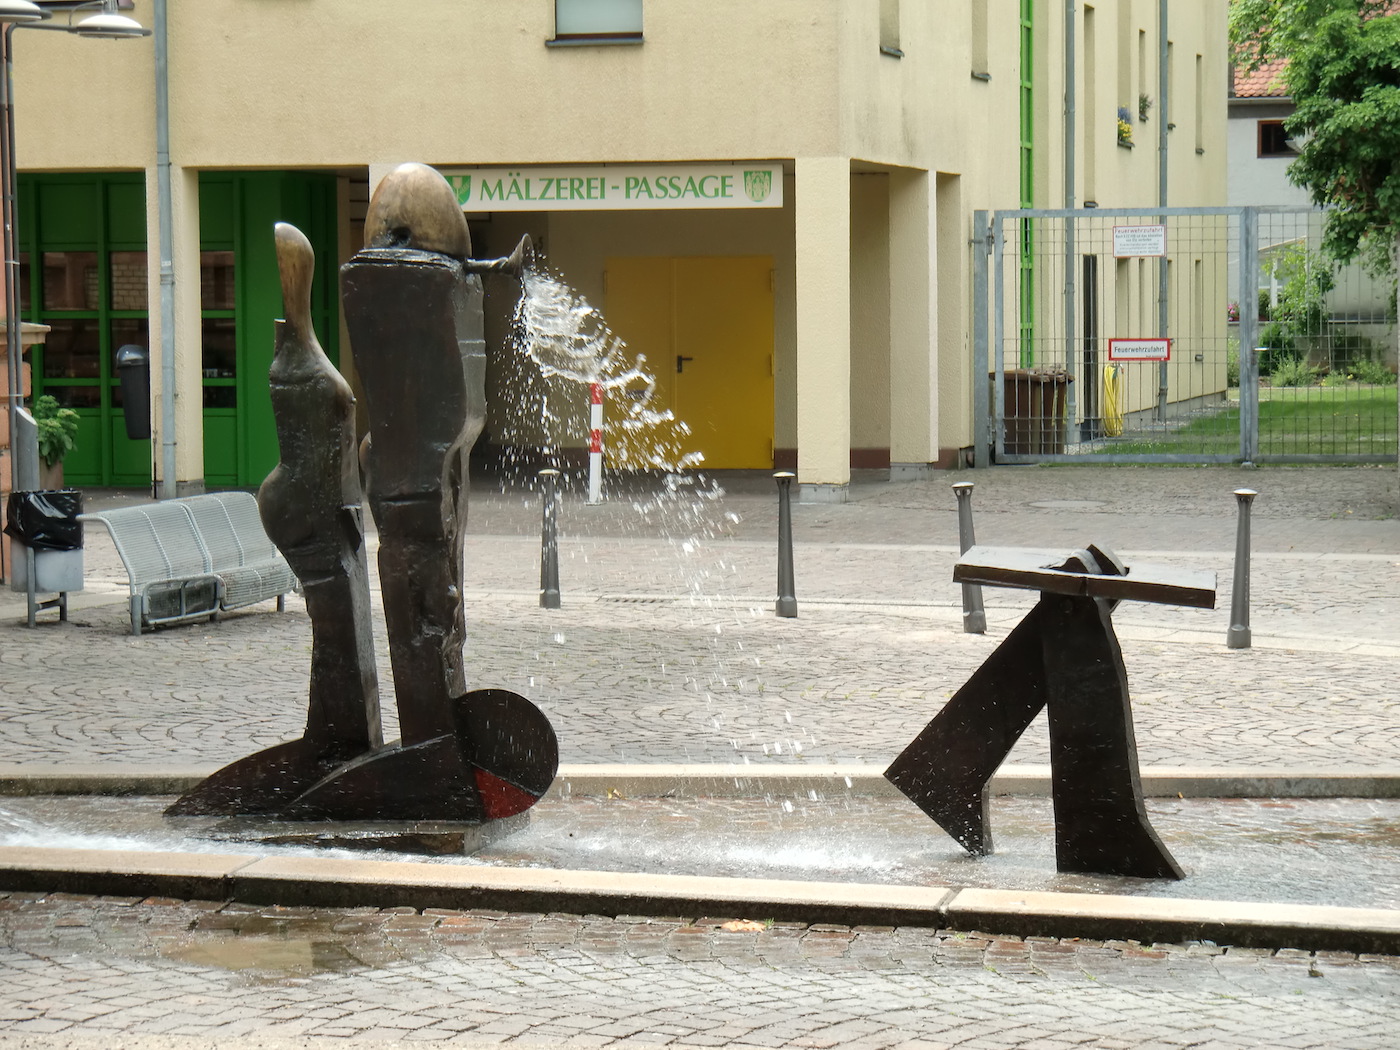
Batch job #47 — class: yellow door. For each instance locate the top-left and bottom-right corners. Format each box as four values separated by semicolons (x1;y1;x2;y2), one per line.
605;255;774;470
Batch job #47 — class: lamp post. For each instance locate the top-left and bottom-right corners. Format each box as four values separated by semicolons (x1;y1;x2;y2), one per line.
2;0;149;497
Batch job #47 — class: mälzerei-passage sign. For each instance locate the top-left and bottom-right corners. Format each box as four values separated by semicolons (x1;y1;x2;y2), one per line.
444;163;783;212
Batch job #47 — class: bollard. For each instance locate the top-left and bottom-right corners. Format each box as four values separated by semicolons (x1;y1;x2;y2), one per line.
952;482;986;634
539;468;562;609
1227;488;1257;649
774;471;797;618
587;383;603;505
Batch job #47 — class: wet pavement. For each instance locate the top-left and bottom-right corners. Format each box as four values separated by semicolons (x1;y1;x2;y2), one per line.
3;794;1400;911
0;893;1398;1049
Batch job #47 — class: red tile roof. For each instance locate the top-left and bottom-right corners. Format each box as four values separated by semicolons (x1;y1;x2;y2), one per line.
1231;58;1289;98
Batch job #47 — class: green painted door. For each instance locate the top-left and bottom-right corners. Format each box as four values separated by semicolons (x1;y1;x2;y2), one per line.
19;173;152;486
21;170;339;490
199;172;339;487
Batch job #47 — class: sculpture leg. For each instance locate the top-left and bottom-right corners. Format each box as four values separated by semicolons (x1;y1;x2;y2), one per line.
884;603;1051;855
1039;594;1183;879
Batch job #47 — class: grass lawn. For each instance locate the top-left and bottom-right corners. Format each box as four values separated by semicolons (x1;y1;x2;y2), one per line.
1105;384;1398;457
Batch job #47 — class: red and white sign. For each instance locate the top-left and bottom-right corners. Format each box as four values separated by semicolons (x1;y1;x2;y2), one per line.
1108;338;1171;362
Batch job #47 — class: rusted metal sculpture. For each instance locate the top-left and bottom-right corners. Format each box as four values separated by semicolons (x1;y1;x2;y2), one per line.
171;164;555;824
886;544;1215;880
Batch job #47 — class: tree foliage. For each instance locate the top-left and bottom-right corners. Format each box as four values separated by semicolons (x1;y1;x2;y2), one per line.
1230;0;1400;268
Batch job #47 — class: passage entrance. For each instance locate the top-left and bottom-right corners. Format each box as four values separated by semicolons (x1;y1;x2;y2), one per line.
605;255;774;470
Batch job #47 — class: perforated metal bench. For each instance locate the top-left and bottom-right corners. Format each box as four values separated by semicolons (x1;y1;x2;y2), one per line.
79;492;297;635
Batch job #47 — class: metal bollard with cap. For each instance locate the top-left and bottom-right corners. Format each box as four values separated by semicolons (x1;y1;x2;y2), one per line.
539;468;561;609
774;471;797;617
952;482;986;634
1227;488;1257;649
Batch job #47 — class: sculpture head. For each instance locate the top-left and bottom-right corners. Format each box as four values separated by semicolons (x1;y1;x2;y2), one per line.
363;162;473;260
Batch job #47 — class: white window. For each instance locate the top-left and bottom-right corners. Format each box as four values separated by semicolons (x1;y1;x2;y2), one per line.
555;0;642;40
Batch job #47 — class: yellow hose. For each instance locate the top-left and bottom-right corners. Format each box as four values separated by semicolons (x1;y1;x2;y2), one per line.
1102;363;1124;437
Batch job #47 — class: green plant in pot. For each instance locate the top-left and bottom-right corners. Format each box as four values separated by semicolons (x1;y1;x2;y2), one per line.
32;394;79;488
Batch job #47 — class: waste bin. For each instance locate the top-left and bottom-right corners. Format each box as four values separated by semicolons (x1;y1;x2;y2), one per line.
5;489;84;594
116;344;152;440
1003;368;1072;454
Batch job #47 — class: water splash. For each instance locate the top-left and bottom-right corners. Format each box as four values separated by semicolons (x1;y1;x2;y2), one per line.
511;267;707;475
490;262;824;771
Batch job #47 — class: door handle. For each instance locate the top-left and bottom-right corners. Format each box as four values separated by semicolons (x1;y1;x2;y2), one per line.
676;355;695;374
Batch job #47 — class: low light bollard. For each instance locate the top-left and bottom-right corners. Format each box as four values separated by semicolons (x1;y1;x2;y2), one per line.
539;468;562;609
774;471;797;618
1227;488;1257;649
952;482;986;634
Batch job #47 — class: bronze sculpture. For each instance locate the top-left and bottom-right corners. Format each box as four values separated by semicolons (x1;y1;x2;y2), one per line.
886;544;1215;880
171;164;556;825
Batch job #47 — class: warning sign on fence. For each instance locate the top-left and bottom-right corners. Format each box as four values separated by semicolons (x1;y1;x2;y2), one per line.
1112;224;1167;257
1108;338;1171;362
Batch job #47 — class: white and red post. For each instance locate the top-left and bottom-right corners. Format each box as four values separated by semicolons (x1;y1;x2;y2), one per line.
587;382;603;505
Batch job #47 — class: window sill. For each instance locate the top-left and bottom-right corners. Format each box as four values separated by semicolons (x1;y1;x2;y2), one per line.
879;45;904;58
971;70;991;81
547;34;643;47
1117;139;1134;149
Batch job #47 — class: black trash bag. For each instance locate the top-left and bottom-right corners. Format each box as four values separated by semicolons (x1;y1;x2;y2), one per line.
4;490;83;551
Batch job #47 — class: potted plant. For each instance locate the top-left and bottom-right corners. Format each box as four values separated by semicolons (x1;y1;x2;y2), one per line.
1116;107;1134;146
32;394;79;489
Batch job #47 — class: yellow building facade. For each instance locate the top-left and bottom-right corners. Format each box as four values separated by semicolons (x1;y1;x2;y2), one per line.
10;0;1227;500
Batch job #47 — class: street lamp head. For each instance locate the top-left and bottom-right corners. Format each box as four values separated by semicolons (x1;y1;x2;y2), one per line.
74;10;148;38
0;1;47;24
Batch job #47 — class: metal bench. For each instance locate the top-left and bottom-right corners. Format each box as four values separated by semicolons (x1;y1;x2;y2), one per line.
79;492;297;635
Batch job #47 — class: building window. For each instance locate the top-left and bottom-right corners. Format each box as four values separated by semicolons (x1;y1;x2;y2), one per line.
880;0;902;56
554;0;642;42
1258;120;1296;157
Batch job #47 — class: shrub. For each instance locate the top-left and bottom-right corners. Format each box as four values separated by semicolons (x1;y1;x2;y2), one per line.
1268;356;1318;387
32;394;79;468
1350;358;1397;385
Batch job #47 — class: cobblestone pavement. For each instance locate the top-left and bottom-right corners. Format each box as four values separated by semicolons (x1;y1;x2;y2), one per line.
0;464;1394;772
0;893;1396;1049
0;577;1395;771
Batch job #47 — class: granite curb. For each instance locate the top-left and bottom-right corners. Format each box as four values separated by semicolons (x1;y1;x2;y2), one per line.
2;766;1398;955
0;844;1396;956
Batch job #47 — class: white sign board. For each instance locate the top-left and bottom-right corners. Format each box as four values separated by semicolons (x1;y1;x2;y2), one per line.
443;163;783;212
1108;338;1172;362
1112;224;1167;257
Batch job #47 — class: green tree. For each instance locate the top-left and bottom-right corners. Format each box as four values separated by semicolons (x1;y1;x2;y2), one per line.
1230;0;1400;268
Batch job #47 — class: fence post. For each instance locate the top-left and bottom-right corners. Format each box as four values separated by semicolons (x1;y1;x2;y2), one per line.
1227;488;1256;649
952;482;986;634
1238;208;1260;467
587;383;603;505
774;471;797;618
972;210;992;468
539;468;561;609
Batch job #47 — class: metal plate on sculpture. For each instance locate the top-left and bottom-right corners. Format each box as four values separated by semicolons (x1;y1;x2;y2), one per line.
456;688;560;819
953;545;1216;608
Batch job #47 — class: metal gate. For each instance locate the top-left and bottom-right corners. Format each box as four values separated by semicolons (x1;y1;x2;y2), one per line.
972;206;1399;465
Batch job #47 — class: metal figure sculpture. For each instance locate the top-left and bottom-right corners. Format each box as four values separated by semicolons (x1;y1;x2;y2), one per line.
885;544;1215;880
171;164;555;825
168;224;382;816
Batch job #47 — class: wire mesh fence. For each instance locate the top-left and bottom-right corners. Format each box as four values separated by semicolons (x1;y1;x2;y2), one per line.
977;206;1398;464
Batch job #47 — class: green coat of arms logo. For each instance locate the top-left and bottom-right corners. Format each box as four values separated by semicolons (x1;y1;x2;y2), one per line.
743;170;773;203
